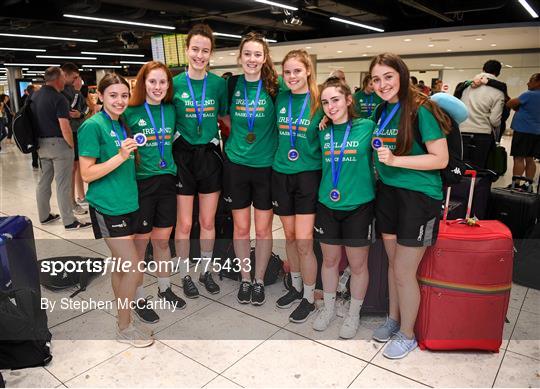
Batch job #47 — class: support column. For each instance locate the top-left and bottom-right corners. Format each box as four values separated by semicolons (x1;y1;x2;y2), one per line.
6;67;22;112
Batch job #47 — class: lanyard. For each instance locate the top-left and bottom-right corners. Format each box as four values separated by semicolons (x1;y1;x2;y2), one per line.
244;78;263;134
374;102;400;137
102;110;126;146
330;121;352;190
144;102;165;162
366;93;374;116
185;72;207;129
288;92;310;149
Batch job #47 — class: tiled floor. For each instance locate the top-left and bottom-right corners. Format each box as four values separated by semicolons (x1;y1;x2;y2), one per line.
1;136;539;388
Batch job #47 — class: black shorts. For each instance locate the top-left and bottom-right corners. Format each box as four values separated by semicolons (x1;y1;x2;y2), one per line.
73;131;79;161
314;201;375;247
89;206;139;239
271;169;321;216
510;131;540;158
172;136;223;196
223;158;272;210
135;174;177;234
375;181;441;247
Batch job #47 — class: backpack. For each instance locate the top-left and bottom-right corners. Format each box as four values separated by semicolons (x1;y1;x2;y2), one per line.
12;99;39;154
39;257;105;298
374;98;468;186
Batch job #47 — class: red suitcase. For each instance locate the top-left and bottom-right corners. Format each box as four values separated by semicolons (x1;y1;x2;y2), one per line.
415;170;513;352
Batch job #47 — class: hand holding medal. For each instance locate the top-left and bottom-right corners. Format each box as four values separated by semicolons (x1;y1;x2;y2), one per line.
376;146;395;166
119;138;138;160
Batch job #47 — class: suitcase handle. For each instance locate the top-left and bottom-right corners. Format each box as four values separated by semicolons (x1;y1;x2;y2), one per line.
443;170;477;223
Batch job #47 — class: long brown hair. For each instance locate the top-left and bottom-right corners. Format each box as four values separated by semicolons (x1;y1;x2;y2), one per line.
129;61;173;106
319;77;358;123
98;73;140;163
238;32;278;98
282;49;319;117
186;23;215;52
369;53;450;156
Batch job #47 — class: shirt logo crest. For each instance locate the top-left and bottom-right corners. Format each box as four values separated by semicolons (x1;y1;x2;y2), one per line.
324;133;331;141
138;119;147;126
181;92;189;99
235;90;241;97
280;107;286;114
110;131;116;137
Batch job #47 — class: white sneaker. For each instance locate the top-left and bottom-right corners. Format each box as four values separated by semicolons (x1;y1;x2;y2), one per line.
131;314;155;336
313;305;336;331
116;323;154;348
339;313;360;339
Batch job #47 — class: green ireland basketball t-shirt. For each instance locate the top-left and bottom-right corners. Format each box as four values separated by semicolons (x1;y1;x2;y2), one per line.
272;91;323;174
353;90;383;119
318;118;376;211
172;71;227;145
372;103;445;200
77;112;138;216
123;103;177;180
225;76;277;168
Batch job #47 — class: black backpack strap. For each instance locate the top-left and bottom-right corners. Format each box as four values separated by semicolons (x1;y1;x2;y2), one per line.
227;75;240;115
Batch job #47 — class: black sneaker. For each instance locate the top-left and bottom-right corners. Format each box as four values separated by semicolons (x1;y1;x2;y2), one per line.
237;281;252;304
199;271;220;294
157;287;186;310
276;288;303;309
133;299;160;324
182;275;199;299
289;298;316;323
65;220;92;230
40;213;60;224
251;282;265;306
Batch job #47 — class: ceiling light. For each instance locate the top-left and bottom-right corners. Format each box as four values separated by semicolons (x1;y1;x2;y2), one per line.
218;57;224;60
491;43;497;47
229;52;236;56
337;50;343;53
3;63;60;67
446;49;452;52
518;0;539;17
0;33;97;43
305;46;312;49
475;38;483;41
0;47;46;52
264;38;278;43
444;66;455;69
213;32;242;39
330;16;384;32
403;38;412;42
119;61;147;65
37;55;97;60
63;14;175;30
82;64;122;68
505;64;513;68
430;63;444;67
362;54;368;57
428;44;435;47
366;45;372;48
254;0;298;11
81;51;145;57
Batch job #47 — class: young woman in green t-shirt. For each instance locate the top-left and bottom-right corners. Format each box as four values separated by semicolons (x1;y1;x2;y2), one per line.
78;73;153;348
171;24;228;299
312;77;376;339
272;49;322;323
353;74;383;119
123;61;185;325
369;53;449;359
223;32;279;306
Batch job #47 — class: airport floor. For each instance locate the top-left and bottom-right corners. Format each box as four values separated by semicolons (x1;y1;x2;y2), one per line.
0;135;539;388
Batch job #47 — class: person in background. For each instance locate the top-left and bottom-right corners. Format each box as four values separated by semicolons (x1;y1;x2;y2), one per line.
506;73;540;187
458;59;505;169
410;76;418;87
32;66;91;230
417;80;430;95
353;74;383;119
430;80;443;95
0;94;14;145
329;69;346;84
20;84;35;106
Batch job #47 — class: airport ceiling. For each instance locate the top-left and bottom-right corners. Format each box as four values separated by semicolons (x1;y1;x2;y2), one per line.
1;0;539;65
